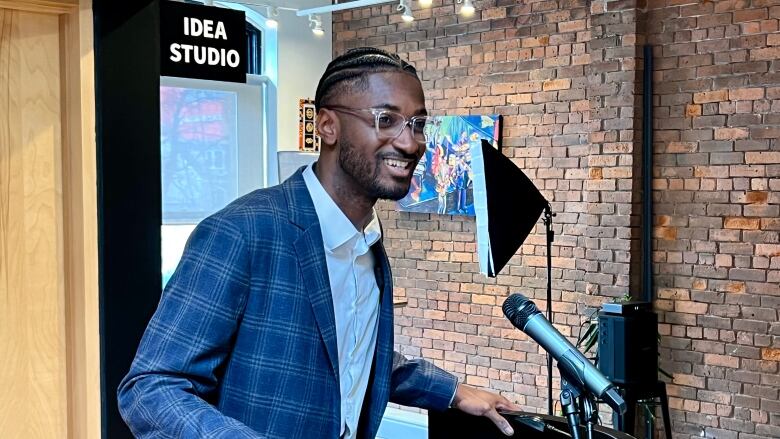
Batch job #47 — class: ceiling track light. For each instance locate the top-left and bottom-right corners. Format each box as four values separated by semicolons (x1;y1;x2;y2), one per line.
228;0;454;38
264;5;279;28
309;14;324;36
398;0;414;22
456;0;475;17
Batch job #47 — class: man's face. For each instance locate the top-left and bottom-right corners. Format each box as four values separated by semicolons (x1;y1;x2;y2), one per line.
332;71;427;201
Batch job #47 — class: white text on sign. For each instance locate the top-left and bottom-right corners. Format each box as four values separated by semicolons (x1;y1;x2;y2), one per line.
169;17;240;68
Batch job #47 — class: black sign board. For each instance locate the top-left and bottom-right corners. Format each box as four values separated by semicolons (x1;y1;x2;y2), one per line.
160;1;246;83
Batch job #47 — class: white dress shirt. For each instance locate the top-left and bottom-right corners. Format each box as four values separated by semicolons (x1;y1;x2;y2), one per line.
302;164;382;439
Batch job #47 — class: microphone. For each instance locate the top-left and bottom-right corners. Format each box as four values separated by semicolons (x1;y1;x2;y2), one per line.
502;293;626;414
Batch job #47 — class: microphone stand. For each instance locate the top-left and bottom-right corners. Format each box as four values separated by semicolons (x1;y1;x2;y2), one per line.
559;367;599;439
560;385;582;439
543;203;556;416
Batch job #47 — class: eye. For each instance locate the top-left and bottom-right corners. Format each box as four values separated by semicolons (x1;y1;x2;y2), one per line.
411;117;428;132
376;111;397;129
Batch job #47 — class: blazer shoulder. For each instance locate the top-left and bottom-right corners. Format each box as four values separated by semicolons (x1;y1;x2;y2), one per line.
202;185;289;235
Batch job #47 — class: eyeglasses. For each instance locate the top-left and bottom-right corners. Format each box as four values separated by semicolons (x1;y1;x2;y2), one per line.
322;105;429;144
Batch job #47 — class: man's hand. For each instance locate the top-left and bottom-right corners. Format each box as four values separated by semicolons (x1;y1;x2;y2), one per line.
451;384;521;436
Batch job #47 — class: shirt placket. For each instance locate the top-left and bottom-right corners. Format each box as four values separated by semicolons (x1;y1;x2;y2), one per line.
346;234;370;437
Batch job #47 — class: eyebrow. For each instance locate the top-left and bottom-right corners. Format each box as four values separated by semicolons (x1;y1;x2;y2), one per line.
371;103;428;116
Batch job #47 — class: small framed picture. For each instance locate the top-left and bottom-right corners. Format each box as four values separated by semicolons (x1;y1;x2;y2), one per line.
299;99;321;151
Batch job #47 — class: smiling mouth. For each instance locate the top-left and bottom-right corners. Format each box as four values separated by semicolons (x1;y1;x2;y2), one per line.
382;157;414;170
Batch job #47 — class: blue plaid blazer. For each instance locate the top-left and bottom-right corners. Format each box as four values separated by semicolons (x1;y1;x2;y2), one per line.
118;169;458;438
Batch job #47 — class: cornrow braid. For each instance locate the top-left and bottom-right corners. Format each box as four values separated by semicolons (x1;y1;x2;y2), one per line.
315;47;419;110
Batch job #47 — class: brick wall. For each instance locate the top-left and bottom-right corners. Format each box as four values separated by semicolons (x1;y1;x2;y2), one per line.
648;1;780;438
332;1;779;437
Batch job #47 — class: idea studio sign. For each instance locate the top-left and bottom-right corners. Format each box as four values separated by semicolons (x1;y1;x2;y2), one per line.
161;1;246;83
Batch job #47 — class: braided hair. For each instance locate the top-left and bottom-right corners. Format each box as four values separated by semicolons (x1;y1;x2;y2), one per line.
314;47;420;110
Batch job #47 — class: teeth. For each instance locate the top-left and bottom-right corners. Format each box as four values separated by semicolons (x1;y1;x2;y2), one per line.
384;159;409;168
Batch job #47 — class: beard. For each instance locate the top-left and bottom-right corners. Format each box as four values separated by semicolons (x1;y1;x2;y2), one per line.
338;135;415;201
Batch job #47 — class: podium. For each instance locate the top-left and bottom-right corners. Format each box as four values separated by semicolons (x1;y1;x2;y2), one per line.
429;409;637;439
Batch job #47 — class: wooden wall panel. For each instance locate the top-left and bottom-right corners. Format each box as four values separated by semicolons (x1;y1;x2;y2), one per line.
0;0;76;14
0;9;68;438
60;1;100;438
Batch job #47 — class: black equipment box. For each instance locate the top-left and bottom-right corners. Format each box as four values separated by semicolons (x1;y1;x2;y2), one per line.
598;302;658;388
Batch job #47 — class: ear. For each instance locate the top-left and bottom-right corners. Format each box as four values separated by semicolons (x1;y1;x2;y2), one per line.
316;108;339;147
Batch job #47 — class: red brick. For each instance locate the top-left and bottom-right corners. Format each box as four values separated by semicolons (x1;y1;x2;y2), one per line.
751;127;780;139
667;141;697;153
481;7;507;20
674;374;706;388
423;310;445;320
734;8;768;22
694;166;729;178
724;217;761;230
746;152;780;164
685;104;702;117
654;227;678;240
471;294;495;305
704;354;739;368
715;128;749;140
745;191;769;204
675;301;709;314
466;376;489;387
491;83;516;94
729;88;764;101
756;244;780;257
542;78;571;91
694;90;728;103
750;47;780;60
724;282;746;294
522;35;549;47
559;19;586;33
762;218;780;230
762;348;780;361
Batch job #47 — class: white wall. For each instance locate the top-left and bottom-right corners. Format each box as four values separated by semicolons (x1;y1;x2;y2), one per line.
275;12;331;151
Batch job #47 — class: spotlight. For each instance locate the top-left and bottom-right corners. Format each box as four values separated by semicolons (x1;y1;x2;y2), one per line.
459;0;475;16
399;0;414;22
309;14;324;36
419;0;433;6
265;6;278;28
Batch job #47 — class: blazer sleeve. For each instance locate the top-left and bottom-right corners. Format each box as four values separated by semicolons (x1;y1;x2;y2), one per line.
389;351;458;412
117;214;265;438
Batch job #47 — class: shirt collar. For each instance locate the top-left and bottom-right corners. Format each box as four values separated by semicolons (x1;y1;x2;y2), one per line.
302;163;382;252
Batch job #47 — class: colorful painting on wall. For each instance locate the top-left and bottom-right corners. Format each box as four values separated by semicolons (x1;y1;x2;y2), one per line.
397;114;502;216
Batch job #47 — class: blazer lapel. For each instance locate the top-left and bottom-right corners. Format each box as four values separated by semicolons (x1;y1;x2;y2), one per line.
294;226;339;380
285;168;339;380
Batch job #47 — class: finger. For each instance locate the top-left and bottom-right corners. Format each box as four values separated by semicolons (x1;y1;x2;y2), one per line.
495;402;520;414
485;408;514;436
494;396;521;413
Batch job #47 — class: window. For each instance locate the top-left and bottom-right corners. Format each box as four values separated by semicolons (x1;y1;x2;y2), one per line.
160;1;277;287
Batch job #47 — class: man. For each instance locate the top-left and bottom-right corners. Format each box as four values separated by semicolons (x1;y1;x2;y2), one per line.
118;47;518;438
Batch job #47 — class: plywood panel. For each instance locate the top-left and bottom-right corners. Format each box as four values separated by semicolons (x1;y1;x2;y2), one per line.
0;9;68;438
0;0;76;14
60;1;101;438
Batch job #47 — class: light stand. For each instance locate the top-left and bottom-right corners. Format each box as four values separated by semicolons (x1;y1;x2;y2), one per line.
543;203;556;415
